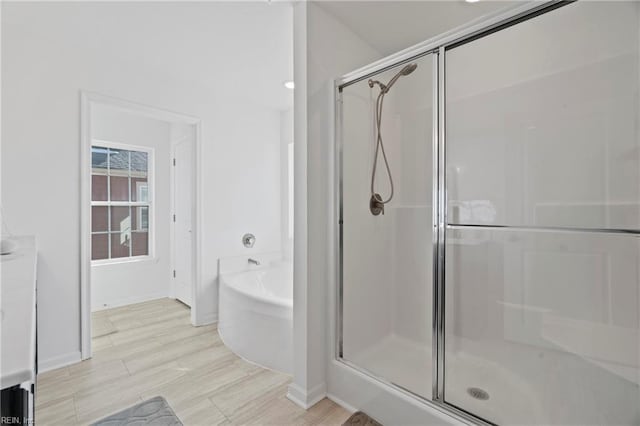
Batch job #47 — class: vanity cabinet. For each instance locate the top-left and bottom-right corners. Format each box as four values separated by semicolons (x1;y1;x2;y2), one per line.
1;236;37;424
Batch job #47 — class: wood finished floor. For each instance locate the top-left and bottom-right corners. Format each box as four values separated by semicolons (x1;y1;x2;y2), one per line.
36;298;350;425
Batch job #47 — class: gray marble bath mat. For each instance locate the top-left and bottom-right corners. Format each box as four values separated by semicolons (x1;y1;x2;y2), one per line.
342;411;383;426
91;396;183;426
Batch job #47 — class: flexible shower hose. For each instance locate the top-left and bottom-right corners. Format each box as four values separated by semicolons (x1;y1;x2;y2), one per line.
371;90;394;204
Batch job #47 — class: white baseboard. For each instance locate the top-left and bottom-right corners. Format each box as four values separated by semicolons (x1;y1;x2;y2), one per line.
38;351;82;373
195;311;218;326
287;382;327;409
326;392;357;414
92;293;168;311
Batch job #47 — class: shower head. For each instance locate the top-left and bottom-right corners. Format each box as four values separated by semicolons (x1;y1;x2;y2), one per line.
368;63;418;94
384;63;418;93
400;63;418;75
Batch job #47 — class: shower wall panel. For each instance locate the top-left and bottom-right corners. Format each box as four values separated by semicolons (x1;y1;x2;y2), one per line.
444;2;640;424
446;2;640;231
340;54;434;398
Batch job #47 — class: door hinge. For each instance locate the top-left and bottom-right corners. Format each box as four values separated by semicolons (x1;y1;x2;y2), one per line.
173;214;176;222
173;158;176;166
173;270;176;278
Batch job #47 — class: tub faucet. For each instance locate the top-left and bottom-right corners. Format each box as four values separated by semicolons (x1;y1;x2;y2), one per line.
248;258;260;266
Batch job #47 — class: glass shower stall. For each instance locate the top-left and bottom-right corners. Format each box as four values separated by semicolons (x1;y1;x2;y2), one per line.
335;1;640;424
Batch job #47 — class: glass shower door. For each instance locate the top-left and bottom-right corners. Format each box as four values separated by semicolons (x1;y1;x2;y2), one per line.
339;53;434;399
444;1;640;424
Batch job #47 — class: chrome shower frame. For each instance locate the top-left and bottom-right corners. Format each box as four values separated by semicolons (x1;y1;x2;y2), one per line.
333;1;573;425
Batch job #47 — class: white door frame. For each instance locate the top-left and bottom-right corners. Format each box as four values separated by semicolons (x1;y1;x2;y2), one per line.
80;91;203;360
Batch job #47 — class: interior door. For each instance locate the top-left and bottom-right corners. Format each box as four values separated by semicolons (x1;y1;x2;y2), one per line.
173;138;193;307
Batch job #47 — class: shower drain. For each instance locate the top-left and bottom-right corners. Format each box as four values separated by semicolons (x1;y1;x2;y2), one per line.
467;387;490;401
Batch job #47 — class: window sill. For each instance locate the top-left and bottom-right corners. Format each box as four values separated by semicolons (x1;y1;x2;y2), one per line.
91;256;157;267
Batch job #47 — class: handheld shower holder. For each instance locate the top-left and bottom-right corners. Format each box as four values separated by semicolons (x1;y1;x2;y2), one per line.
368;79;387;93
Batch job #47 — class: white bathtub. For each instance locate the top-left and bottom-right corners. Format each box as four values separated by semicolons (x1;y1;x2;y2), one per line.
218;261;293;374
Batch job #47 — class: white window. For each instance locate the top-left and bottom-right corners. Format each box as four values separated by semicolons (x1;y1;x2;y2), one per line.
91;142;153;263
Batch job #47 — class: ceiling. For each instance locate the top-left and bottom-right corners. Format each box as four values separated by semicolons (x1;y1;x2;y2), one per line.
317;1;517;57
3;1;296;111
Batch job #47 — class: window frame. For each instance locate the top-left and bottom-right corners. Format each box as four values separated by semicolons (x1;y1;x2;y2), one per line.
90;139;155;265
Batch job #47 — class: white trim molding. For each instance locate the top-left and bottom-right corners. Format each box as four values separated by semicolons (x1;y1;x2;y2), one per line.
38;351;82;374
286;382;327;410
91;293;168;312
196;311;218;327
80;91;204;360
326;393;357;415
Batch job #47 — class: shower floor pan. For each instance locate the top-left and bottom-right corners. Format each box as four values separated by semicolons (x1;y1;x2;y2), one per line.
346;335;638;425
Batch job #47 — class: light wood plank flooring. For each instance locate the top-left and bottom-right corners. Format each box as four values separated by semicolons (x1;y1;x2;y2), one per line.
36;298;350;425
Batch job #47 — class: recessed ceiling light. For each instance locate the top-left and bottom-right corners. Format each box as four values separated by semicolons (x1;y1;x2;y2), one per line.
465;0;480;3
284;81;295;90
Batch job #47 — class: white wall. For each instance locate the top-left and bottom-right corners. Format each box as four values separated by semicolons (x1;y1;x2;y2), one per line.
293;0;383;407
304;6;381;400
316;1;515;57
280;108;294;261
1;2;289;369
90;104;172;311
290;2;311;407
293;2;456;424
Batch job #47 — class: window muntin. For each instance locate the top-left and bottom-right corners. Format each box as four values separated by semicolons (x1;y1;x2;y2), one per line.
91;144;152;262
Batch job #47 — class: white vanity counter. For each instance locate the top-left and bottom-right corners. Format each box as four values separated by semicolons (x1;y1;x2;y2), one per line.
1;236;37;389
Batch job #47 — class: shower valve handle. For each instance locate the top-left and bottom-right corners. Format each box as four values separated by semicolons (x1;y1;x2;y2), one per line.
370;193;385;216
